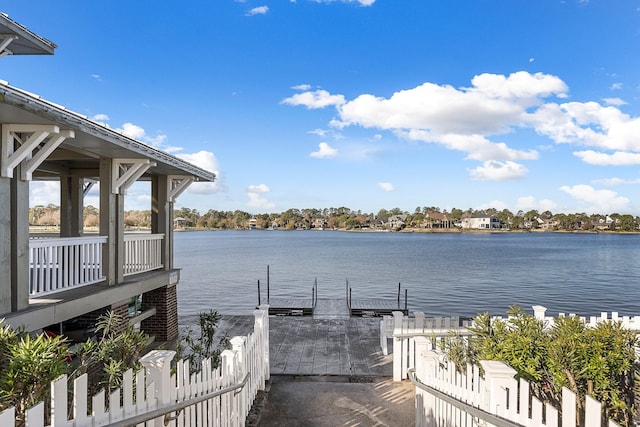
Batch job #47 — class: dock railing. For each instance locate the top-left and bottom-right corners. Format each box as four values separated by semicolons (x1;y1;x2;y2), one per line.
0;305;271;427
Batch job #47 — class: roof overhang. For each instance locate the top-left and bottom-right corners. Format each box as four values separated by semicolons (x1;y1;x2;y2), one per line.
0;80;216;182
0;13;56;56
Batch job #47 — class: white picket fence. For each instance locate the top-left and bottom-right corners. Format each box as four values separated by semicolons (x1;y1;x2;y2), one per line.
381;311;473;382
384;306;640;383
382;307;637;426
413;346;621;427
0;306;270;427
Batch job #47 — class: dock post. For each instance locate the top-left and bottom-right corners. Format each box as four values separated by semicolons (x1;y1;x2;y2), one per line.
267;265;270;304
345;279;349;303
258;280;261;306
397;282;401;306
349;288;352;309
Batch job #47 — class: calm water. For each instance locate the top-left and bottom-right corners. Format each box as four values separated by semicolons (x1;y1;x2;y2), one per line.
174;230;640;323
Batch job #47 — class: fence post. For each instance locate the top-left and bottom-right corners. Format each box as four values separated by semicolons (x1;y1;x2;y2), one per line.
258;304;270;381
414;311;425;331
532;305;547;321
479;360;516;418
415;348;439;427
392;311;405;381
139;350;176;427
231;336;248;423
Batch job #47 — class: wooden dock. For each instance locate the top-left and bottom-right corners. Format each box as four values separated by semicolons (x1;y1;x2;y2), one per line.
260;298;314;316
259;297;408;317
349;298;408;317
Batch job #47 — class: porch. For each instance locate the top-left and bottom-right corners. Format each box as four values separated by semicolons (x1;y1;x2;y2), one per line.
28;233;164;297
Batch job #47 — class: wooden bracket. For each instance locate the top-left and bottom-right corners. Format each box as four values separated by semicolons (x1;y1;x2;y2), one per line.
1;124;74;180
168;175;194;202
112;158;155;194
0;34;18;57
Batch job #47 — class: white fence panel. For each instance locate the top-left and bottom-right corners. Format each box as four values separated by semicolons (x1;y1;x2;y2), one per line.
1;306;270;427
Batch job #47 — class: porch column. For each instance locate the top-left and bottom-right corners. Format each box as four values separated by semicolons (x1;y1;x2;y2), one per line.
59;175;84;237
151;175;173;270
99;158;124;285
0;176;11;313
10;164;29;311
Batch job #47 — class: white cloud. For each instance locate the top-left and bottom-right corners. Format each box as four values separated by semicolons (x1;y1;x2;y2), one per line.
308;128;327;137
246;6;268;15
118;122;146;140
292;84;311;91
610;82;623;90
288;71;640;185
573;150;640;166
378;182;394;192
560;184;630;213
310;142;338;158
248;183;270;193
90;74;102;82
92;113;109;122
477;199;509;211
176;151;221;195
592;177;640;186
469;160;528;181
602;97;626;106
528;101;640;152
281;90;346;109
515;196;557;213
30;182;60;206
247;184;275;210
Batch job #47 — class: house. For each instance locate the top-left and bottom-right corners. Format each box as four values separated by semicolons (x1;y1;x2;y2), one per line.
461;215;501;229
422;211;453;229
0;14;215;343
387;214;407;229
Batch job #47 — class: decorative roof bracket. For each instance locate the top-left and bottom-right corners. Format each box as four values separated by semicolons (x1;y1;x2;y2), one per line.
0;34;17;57
168;175;194;202
112;158;155;194
1;124;74;180
83;179;96;197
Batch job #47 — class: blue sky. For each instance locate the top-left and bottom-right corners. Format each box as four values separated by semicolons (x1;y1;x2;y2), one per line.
4;1;640;215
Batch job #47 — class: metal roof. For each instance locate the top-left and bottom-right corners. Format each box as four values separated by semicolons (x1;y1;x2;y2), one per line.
0;13;56;56
0;80;216;182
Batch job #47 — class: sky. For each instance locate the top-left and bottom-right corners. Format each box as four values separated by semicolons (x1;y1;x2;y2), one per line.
4;1;640;216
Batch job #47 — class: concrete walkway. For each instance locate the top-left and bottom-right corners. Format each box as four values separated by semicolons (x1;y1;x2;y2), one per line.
218;314;415;426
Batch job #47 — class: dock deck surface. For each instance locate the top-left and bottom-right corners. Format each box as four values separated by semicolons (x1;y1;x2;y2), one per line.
219;315;391;376
216;313;416;426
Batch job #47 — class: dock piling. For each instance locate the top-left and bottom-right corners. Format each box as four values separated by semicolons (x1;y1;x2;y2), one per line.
257;280;261;306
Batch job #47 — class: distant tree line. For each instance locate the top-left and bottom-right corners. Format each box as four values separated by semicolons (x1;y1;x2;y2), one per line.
28;204;640;232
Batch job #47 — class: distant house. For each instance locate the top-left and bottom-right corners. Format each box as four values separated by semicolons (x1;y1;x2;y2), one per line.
422;211;453;229
312;218;327;229
387;214;408;229
461;215;500;229
248;217;258;229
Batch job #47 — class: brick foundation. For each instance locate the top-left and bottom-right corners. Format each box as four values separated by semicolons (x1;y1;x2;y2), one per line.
140;284;178;342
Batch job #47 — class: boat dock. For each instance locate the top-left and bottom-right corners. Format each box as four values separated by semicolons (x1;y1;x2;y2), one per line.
259;297;409;317
257;275;410;317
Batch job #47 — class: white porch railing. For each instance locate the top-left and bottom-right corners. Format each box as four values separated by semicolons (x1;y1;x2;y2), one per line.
123;233;164;276
28;233;166;297
29;235;107;297
0;306;271;427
